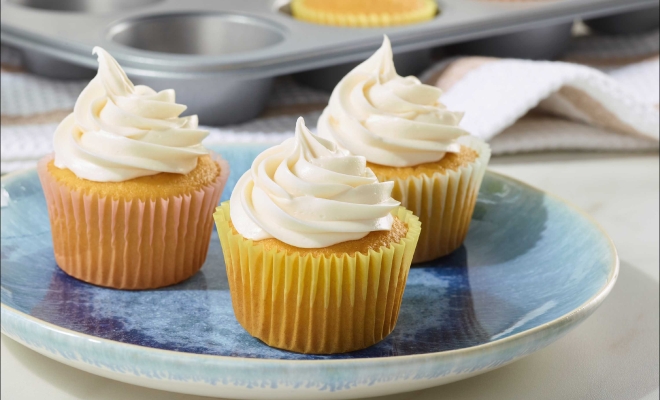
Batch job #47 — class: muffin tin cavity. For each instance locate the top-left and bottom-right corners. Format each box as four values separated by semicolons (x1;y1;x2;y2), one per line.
8;0;162;13
585;5;659;35
295;49;432;92
110;14;285;56
448;22;573;60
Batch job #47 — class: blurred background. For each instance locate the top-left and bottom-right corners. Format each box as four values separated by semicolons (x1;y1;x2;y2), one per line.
1;0;658;399
1;0;659;158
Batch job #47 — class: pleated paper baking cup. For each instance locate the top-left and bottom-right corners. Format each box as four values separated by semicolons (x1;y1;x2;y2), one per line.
290;0;438;27
374;137;491;263
214;203;421;354
37;154;229;290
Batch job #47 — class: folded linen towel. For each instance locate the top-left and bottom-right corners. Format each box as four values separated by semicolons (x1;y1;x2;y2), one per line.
424;57;658;142
415;55;660;160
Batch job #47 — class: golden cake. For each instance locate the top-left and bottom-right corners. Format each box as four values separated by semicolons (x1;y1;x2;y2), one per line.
291;0;437;27
367;146;479;179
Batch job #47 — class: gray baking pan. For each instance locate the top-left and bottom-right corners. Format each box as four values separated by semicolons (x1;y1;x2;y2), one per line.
1;0;658;125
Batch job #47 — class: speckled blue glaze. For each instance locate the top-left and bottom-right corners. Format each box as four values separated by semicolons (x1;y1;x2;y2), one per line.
1;144;618;398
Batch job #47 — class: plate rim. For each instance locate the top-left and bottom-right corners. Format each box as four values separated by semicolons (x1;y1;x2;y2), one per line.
1;167;619;367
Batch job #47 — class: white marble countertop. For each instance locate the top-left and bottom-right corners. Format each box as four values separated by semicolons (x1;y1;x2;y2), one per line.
2;151;659;400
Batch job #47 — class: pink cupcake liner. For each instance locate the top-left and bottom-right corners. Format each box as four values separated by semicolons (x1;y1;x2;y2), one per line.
37;154;230;289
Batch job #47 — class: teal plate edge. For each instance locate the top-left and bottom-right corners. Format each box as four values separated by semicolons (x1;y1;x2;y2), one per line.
0;166;619;400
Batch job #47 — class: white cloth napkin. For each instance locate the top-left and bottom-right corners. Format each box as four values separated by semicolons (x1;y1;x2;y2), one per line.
427;57;658;148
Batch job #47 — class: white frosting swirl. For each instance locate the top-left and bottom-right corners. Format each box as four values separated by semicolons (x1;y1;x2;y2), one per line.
230;117;400;248
53;47;209;182
318;36;469;167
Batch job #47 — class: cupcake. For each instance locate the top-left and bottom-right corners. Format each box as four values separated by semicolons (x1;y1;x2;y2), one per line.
38;47;229;290
290;0;437;27
214;117;421;354
318;36;491;263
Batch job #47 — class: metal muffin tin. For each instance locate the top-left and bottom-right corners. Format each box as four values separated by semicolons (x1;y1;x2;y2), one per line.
1;0;658;125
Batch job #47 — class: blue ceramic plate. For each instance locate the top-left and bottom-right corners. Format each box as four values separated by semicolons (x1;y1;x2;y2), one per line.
1;144;618;400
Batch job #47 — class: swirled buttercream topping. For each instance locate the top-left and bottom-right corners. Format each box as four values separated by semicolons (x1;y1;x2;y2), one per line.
230;117;400;248
53;47;209;182
318;35;469;167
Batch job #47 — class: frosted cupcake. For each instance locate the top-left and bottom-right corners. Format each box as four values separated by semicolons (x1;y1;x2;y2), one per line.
291;0;437;27
214;117;421;354
318;36;491;263
38;48;229;289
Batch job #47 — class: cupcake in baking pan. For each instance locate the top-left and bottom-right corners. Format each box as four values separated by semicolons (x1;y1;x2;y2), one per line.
291;0;438;27
38;47;229;290
318;35;491;263
214;117;421;354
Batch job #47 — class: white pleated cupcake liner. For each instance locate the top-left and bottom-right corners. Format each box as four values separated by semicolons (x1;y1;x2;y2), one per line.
374;136;491;263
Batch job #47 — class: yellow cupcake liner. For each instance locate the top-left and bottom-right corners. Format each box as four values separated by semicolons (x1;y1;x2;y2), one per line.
291;0;438;27
213;203;421;354
373;136;491;263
